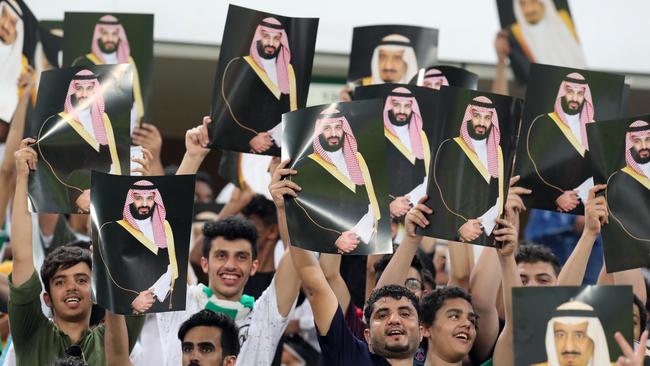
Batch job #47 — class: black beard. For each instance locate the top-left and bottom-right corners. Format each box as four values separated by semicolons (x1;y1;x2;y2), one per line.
319;133;344;152
561;96;584;116
388;110;412;127
98;39;119;54
256;40;281;60
70;94;91;110
631;147;650;164
130;203;155;220
467;121;491;141
374;342;411;360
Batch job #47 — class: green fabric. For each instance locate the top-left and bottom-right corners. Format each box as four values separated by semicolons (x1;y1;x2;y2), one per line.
481;359;493;366
8;270;144;366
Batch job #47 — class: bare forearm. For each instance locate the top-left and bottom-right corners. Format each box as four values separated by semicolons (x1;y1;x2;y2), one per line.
150;159;165;176
320;253;351;313
448;241;471;290
613;269;647;304
491;60;510;95
376;235;420;289
176;153;205;175
469;248;502;360
274;250;301;317
104;311;133;366
365;254;382;301
557;232;596;286
498;254;521;327
11;175;34;285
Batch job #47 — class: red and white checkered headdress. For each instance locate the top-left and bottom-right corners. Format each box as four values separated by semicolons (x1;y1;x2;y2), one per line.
63;69;107;145
553;72;595;150
460;96;501;178
383;87;424;159
122;180;168;249
422;68;449;89
249;17;291;94
91;15;131;64
626;120;650;178
312;107;364;185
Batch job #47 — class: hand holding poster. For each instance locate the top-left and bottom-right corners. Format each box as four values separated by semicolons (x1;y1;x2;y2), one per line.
209;5;318;156
91;171;194;314
410;65;479;91
587;116;650;272
514;64;626;215
28;65;132;214
420;87;522;246
282;100;392;255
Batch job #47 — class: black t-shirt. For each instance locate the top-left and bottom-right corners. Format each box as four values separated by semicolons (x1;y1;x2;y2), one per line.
317;306;390;366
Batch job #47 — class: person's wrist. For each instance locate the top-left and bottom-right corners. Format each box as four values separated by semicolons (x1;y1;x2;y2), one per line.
581;227;598;241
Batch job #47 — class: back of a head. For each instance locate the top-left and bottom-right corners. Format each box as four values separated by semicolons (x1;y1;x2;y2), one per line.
364;284;420;325
178;309;241;358
515;242;561;276
419;286;473;327
41;245;92;293
373;253;424;283
202;216;259;259
241;194;277;227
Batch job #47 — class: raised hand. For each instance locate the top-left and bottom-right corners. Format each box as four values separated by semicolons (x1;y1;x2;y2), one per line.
14;138;37;177
404;196;432;237
506;175;532;214
268;159;300;209
185;116;212;158
584;184;608;235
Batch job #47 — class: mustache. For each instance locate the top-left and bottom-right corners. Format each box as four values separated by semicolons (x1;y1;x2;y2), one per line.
382;68;398;73
561;351;581;356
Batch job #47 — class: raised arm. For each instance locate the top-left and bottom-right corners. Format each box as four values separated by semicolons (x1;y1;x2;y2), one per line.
557;185;607;286
177;117;211;175
104;311;134;366
613;269;647;305
447;240;471;290
131;123;165;175
11;138;38;286
319;253;352;316
376;197;432;289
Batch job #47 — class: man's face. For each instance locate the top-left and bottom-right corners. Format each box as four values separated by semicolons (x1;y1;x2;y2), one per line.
182;326;234;366
564;85;586;112
470;109;493;137
195;181;214;204
423;78;445;90
260;30;281;56
0;5;18;45
426;298;478;362
98;26;119;53
44;262;93;323
518;261;558;286
391;99;413;123
364;296;421;359
73;82;96;107
378;48;407;82
631;133;650;160
553;321;594;366
320;120;344;149
520;0;545;25
246;214;278;252
133;192;155;217
201;237;258;301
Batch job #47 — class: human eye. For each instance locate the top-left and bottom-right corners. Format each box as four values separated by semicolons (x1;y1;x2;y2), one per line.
182;344;193;354
199;344;215;353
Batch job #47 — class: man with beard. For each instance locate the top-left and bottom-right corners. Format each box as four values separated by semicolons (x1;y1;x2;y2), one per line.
419;67;449;90
178;310;240;366
33;69;121;214
215;17;297;155
286;107;381;254
72;15;144;133
96;179;178;315
526;72;595;213
604;120;650;269
383;87;430;218
432;96;505;243
0;0;25;124
358;34;418;86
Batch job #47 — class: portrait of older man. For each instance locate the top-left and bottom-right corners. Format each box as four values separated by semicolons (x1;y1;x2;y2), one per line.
0;0;24;123
359;33;418;86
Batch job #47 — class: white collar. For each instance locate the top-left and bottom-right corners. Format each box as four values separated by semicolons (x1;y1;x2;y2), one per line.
259;57;278;87
325;149;350;180
470;137;489;171
100;50;118;64
76;108;96;137
640;161;650;179
392;124;412;152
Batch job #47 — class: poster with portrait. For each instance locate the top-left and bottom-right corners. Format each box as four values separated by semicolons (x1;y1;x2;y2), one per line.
217;150;274;200
347;25;438;89
514;64;626;215
409;65;479;91
63;12;154;132
27;65;132;214
354;83;441;219
495;0;586;83
420;87;522;246
209;5;318;157
282;100;392;255
91;171;195;314
513;285;632;366
586;116;650;272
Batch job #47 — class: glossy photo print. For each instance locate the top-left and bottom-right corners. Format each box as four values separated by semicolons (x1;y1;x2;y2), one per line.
354;84;441;219
421;87;523;246
91;171;195;315
63;12;154;131
513;285;633;366
209;5;318;156
347;24;438;88
586;116;650;272
28;65;132;214
514;64;626;215
496;0;585;83
282;100;392;255
0;0;30;123
410;65;479;91
217;150;274;200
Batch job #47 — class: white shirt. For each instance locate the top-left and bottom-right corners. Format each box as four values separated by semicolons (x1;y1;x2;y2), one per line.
260;57;278;88
470;137;489;173
565;112;584;147
134;218;155;244
393;124;412;153
326;149;351;180
76;107;97;139
100;51;118;64
641;161;650;179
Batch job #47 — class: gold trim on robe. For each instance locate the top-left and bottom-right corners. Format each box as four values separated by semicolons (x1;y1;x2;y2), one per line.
384;128;431;176
510;9;579;62
547;112;586;157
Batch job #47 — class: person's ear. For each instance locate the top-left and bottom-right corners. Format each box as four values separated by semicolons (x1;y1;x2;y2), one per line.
223;355;237;366
363;328;371;344
268;223;279;242
421;325;431;338
43;291;53;308
250;259;259;277
418;325;424;343
200;256;209;275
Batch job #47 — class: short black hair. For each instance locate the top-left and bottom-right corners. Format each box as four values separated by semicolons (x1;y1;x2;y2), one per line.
373;253;424;283
41;246;92;293
515;243;561;276
178;310;240;358
195;170;213;186
420;286;475;328
241;194;277;227
202;216;258;259
49;357;87;366
634;295;647;335
364;285;420;325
